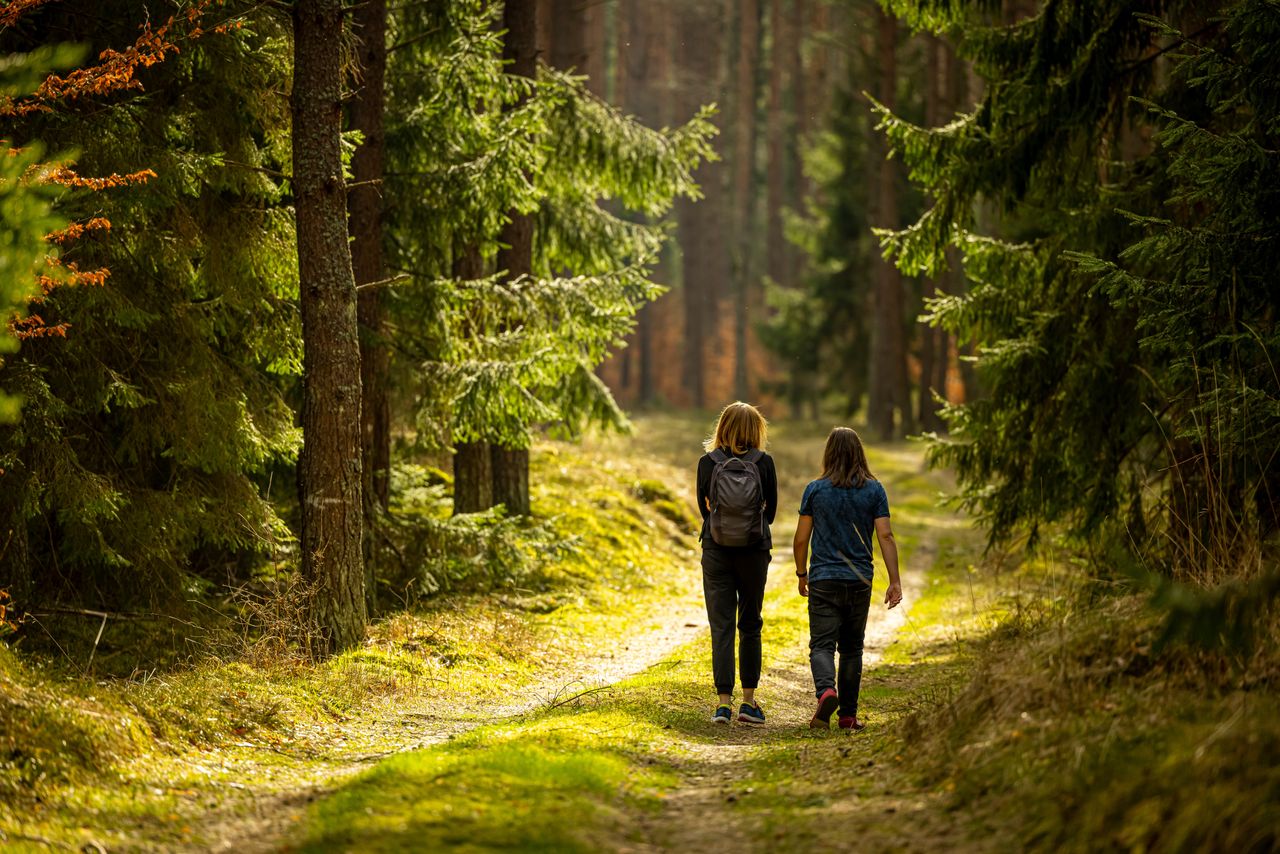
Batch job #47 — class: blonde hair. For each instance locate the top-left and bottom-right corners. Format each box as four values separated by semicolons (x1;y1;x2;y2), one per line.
705;401;768;455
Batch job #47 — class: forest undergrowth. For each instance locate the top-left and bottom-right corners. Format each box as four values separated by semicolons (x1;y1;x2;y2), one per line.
2;415;1277;852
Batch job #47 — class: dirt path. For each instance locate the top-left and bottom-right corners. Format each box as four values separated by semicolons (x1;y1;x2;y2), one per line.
636;538;928;851
198;577;711;853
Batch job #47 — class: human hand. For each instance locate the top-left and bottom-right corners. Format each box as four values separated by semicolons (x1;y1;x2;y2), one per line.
884;581;902;609
797;575;808;598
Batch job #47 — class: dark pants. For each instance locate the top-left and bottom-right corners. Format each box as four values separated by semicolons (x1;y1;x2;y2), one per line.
701;547;770;696
808;578;872;718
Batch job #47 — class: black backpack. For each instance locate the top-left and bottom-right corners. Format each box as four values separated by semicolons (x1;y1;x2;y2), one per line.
708;448;766;547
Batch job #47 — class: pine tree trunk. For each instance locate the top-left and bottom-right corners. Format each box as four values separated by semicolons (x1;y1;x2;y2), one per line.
918;36;945;434
867;6;908;440
350;0;387;616
491;446;530;517
492;0;537;517
765;0;790;287
293;0;366;655
730;0;763;402
619;0;668;406
551;0;588;72
676;0;728;409
451;245;493;514
453;442;494;513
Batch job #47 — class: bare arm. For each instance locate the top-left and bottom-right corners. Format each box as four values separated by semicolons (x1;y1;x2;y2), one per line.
794;515;813;597
875;516;903;609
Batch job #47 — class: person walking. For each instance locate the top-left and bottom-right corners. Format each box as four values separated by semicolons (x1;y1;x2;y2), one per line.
794;426;903;730
697;401;777;725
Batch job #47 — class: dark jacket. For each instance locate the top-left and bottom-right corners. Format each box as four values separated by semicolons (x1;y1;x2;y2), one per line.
696;448;778;551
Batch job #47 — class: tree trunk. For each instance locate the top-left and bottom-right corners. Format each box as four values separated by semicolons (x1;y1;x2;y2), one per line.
867;6;908;440
453;442;494;513
620;0;669;406
765;0;790;288
349;0;387;616
730;0;763;402
492;0;537;516
293;0;366;655
918;36;945;434
551;0;588;73
676;0;728;408
451;245;493;514
491;445;531;517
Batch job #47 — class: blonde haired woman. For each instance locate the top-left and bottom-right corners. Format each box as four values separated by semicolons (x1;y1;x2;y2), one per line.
696;401;777;724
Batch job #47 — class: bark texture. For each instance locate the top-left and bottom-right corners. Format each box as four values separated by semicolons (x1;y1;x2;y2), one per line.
730;0;763;402
293;0;366;654
350;0;387;614
867;7;909;440
492;0;537;516
918;36;945;433
453;442;494;514
451;245;493;515
675;0;728;408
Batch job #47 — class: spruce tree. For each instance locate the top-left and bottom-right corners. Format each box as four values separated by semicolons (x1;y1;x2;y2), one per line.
877;0;1280;572
385;0;714;516
0;2;300;607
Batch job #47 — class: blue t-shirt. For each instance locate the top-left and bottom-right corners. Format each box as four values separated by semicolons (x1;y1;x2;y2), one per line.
798;478;890;583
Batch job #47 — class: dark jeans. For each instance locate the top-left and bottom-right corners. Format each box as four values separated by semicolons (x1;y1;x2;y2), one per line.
808;578;872;718
701;547;770;696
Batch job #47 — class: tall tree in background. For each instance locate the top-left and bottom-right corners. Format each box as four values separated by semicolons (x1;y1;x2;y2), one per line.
491;0;538;516
765;0;794;289
293;0;366;653
350;0;388;613
916;35;947;434
615;0;671;406
675;0;728;408
867;6;910;439
730;0;764;401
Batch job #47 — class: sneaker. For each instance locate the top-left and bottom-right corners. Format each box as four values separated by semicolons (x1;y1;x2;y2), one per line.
837;716;865;731
712;704;733;724
738;702;766;724
809;688;838;729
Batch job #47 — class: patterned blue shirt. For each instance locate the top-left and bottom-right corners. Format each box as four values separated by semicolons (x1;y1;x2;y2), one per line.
798;478;890;584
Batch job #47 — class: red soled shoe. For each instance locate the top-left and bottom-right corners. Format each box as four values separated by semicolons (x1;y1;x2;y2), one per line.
809;688;838;729
837;715;866;731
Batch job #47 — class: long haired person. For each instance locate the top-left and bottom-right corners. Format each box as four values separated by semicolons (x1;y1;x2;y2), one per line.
697;402;777;724
794;427;902;730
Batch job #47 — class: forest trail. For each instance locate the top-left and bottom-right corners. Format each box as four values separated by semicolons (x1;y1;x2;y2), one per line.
633;543;927;851
282;418;981;852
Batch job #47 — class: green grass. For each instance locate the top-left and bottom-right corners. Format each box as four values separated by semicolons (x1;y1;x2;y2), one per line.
301;718;675;853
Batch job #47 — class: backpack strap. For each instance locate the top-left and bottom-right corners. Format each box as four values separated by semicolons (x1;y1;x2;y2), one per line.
709;448;729;463
743;449;764;464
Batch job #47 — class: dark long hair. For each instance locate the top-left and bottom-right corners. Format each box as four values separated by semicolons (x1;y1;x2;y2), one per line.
821;427;875;488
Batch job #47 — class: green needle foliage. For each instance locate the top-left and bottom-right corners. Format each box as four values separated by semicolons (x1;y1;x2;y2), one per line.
386;0;715;453
877;0;1280;587
0;3;299;605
